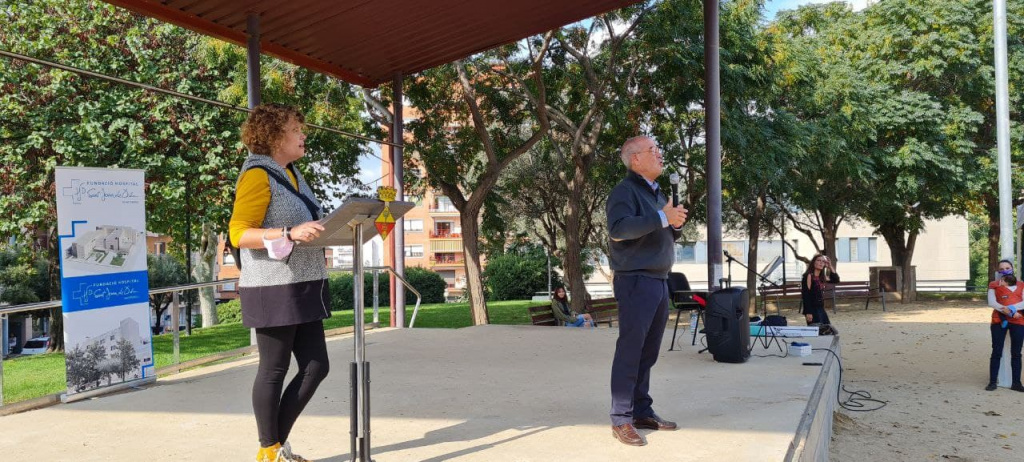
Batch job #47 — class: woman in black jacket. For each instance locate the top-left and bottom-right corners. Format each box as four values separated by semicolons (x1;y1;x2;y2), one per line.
801;254;839;325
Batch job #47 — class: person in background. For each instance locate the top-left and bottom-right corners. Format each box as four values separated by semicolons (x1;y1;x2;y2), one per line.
801;254;839;326
230;103;331;462
986;259;1024;392
551;287;594;327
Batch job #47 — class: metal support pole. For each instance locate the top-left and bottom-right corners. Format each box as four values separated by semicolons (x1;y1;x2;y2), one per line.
994;0;1014;260
547;249;552;297
392;73;406;328
171;291;181;365
247;13;262;347
1;314;6;405
704;0;723;292
372;242;380;327
781;215;787;290
350;220;372;461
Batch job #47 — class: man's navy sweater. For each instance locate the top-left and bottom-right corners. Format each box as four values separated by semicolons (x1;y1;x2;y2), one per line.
606;171;683;279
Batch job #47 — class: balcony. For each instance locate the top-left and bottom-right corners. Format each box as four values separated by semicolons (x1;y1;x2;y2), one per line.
430;240;463;253
428;206;459;215
430;254;464;267
430;231;461;239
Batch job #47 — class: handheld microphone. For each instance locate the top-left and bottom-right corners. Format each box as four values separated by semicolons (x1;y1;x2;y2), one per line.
669;173;680;207
723;250;731;261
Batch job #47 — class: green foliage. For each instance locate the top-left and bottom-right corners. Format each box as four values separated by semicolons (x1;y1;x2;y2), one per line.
484;245;560;301
403;267;448;304
967;212;991;290
216;299;242;324
0;0;368;254
0;244;49;305
147;253;187;331
328;266;447;310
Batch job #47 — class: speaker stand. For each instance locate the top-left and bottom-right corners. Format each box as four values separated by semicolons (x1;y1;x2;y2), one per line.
750;283;784;354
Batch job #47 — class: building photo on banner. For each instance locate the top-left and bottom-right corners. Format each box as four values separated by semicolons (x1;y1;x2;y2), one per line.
54;167;154;397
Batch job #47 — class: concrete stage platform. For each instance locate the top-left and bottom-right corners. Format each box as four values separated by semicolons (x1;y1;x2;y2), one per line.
0;325;839;461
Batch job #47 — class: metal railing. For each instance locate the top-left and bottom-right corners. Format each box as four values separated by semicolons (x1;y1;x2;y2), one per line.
1;265;423;407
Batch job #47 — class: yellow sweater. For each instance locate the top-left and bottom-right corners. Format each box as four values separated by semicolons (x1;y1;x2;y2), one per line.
228;168;297;245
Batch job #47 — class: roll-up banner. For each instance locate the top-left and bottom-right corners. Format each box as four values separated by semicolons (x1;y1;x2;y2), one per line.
55;167;154;396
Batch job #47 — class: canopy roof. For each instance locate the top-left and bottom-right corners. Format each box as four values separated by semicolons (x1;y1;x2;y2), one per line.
102;0;641;87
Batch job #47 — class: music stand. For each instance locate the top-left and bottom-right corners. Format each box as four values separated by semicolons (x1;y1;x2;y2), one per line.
723;252;785;354
306;197;413;462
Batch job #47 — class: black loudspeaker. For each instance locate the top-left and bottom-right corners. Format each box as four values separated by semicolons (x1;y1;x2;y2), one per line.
704;287;750;363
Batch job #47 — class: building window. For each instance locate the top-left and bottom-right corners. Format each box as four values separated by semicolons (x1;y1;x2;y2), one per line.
837;237;877;262
434;196;456;212
434;221;454;238
675;244;696;262
154;242;166;255
223;250;235;266
404;219;424;232
404;245;424;258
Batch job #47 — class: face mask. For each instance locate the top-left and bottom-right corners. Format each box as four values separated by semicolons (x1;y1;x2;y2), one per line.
998;268;1014;277
263;230;294;260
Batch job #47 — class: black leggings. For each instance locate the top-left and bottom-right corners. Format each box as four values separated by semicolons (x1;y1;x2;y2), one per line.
253;320;330;447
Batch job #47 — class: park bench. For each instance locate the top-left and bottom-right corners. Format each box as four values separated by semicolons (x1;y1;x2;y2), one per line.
527;297;619;327
824;281;887;312
758;283;803;315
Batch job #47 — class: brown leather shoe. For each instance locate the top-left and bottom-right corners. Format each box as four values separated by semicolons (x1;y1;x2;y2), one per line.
611;423;646;446
634;415;678;431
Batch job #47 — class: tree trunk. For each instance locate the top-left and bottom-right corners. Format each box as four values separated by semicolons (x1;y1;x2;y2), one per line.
985;193;1002;278
879;224;918;302
820;210;839;271
193;223;218;327
460;208;490;325
745;195;765;313
563;160;591;316
46;225;64;352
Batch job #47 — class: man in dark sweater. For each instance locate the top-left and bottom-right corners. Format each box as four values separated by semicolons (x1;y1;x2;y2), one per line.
606;136;687;446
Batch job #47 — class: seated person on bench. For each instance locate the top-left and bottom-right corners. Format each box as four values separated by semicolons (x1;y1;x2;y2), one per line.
801;254;839;326
551;287;595;327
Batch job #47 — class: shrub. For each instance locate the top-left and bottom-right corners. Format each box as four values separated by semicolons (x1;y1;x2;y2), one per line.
484;251;556;301
328;266;447;310
217;299;242;324
404;266;447;304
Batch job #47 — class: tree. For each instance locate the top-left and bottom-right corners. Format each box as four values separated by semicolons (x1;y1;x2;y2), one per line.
0;244;49;305
765;2;877;268
1;0;370;345
499;9;648;316
113;337;141;381
842;0;992;300
398;40;553;325
147;253;187;333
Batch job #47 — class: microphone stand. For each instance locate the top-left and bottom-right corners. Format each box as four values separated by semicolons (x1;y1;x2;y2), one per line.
723;252;785;354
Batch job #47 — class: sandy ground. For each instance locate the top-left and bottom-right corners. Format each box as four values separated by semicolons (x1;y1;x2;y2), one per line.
826;299;1024;462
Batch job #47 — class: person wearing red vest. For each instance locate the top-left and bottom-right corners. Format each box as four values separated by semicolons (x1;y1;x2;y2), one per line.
986;259;1024;392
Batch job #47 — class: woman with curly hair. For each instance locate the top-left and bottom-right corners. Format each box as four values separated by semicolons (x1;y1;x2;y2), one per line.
229;103;330;462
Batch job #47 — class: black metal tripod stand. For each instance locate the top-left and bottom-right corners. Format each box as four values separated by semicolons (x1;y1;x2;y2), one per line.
722;251;784;354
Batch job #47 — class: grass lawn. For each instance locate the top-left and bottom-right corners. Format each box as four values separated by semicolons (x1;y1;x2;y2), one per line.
2;299;535;406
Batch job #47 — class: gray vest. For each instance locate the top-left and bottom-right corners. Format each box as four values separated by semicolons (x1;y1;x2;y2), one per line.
237;155;328;288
